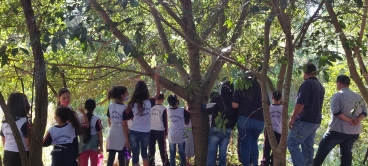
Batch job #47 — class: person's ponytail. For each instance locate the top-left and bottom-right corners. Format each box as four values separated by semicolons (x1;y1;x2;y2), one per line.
68;109;81;135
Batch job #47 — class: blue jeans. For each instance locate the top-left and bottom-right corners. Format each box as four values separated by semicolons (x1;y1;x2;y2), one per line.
287;120;320;166
129;130;150;164
238;116;265;166
169;142;185;166
206;127;232;166
313;131;359;166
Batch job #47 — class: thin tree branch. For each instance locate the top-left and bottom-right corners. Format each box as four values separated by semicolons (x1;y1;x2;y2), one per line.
157;0;187;30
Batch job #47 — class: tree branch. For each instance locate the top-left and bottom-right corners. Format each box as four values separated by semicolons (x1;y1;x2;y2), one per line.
200;0;229;40
144;0;189;83
157;0;187;31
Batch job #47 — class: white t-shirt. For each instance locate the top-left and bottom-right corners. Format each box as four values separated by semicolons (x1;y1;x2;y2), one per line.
150;105;167;131
107;103;127;124
167;107;185;143
270;104;282;134
129;99;151;132
1;117;29;152
79;115;103;135
46;123;76;145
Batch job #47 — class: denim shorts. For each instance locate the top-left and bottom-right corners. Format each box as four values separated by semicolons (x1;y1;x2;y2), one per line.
129;130;150;164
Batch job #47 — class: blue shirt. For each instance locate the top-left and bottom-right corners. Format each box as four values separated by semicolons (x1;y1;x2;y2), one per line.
296;77;325;124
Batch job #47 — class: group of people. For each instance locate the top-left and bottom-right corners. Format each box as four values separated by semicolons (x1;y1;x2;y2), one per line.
0;63;366;166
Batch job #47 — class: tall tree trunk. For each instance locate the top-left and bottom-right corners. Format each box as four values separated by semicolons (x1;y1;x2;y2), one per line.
20;0;48;165
0;93;29;166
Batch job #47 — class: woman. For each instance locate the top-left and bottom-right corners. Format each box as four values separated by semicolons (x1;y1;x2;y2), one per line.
232;74;264;166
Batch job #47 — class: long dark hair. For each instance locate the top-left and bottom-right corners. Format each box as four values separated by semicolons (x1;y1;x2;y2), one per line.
107;86;127;101
83;99;96;143
3;92;30;122
127;81;149;116
55;107;81;135
57;88;70;106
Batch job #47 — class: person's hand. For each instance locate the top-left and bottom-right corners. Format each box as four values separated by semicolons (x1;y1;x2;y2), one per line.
125;141;131;149
353;117;363;125
346;118;355;125
77;107;85;114
289;118;295;130
98;148;103;153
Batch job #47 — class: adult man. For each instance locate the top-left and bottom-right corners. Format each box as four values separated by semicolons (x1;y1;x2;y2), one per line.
313;75;366;166
287;63;325;166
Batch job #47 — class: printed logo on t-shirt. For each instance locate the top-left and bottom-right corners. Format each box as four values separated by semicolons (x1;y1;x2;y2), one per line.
110;110;123;120
170;115;182;123
53;135;73;144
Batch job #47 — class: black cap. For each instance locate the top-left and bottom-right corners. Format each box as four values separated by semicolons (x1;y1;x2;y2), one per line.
336;75;350;85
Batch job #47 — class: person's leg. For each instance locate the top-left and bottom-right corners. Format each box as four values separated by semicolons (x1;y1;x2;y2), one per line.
169;143;177;166
218;129;231;166
79;150;90;166
141;131;150;166
340;134;359;166
238;116;252;166
149;130;157;166
287;120;319;166
261;130;271;166
207;127;220;166
130;130;140;165
301;124;319;165
3;151;21;166
106;150;117;166
118;150;127;166
156;130;169;166
178;141;186;166
89;150;99;166
250;119;264;166
312;131;342;166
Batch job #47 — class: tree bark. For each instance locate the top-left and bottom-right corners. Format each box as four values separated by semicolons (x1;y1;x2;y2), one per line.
0;93;28;166
20;0;49;165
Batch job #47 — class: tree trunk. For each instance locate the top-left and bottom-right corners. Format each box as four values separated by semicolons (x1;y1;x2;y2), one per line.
0;93;29;166
20;0;49;165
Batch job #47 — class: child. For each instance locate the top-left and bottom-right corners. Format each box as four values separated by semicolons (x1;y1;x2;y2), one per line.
184;103;194;166
125;76;159;166
167;94;190;166
1;92;30;166
78;99;103;166
149;92;169;166
261;91;282;166
43;107;81;166
57;88;89;127
106;86;130;166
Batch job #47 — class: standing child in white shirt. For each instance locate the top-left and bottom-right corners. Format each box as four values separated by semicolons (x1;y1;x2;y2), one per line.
105;86;130;166
1;93;30;166
261;91;282;166
167;94;191;166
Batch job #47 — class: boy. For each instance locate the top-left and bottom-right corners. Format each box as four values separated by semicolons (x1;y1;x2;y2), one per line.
261;91;282;166
149;93;169;166
167;94;190;166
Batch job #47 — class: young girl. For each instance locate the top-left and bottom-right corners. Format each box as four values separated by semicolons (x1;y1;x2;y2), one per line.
1;92;30;166
125;76;159;166
57;88;89;127
106;86;130;166
43;107;81;166
78;99;103;166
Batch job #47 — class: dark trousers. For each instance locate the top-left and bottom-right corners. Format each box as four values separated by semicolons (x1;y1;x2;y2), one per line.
261;130;281;166
3;151;29;166
313;131;359;166
107;150;126;166
149;130;169;166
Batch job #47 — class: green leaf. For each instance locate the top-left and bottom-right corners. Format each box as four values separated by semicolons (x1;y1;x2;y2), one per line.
66;6;75;12
356;0;363;7
43;31;51;43
123;18;133;24
107;9;114;14
121;0;128;9
327;56;336;62
323;70;329;82
52;39;58;52
81;27;88;37
1;53;8;67
11;48;18;56
81;42;88;54
87;39;95;51
123;45;132;55
59;37;66;48
12;7;18;15
51;65;60;76
250;6;260;12
130;0;139;7
135;31;143;44
338;20;346;29
115;43;120;53
224;20;233;28
20;48;29;55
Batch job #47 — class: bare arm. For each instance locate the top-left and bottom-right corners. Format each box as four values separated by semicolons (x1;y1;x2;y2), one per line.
232;102;239;108
78;108;89;128
98;131;103;152
337;114;354;124
122;120;130;149
24;137;30;150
